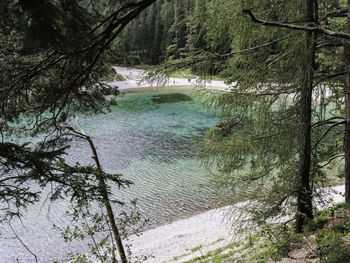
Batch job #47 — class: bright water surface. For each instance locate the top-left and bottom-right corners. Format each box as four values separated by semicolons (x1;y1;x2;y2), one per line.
1;87;222;262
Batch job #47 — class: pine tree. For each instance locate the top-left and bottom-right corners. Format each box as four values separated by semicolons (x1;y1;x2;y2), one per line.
181;0;318;232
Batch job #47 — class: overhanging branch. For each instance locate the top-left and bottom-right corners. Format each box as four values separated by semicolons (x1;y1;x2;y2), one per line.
320;154;345;168
242;9;350;40
312;121;345;150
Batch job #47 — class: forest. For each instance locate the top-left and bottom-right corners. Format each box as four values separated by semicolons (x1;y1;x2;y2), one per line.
1;0;350;262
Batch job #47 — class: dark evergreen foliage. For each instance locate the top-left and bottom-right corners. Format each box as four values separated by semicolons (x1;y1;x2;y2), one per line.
0;0;155;219
114;0;214;66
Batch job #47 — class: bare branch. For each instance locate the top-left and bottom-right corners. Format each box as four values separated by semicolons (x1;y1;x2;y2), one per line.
314;72;346;80
74;116;87;136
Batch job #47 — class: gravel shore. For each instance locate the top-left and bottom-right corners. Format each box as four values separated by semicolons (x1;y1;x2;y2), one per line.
127;185;345;262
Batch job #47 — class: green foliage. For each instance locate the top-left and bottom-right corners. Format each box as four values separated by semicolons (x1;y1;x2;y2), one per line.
251;224;301;261
198;89;301;221
114;0;216;67
317;225;350;263
0;0;155;214
56;200;148;263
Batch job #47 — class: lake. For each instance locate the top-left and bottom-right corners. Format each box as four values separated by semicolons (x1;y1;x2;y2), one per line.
1;86;223;262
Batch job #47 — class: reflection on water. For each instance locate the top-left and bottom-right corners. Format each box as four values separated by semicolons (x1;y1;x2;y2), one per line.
1;87;221;262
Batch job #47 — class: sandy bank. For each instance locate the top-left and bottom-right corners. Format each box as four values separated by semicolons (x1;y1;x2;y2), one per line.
127;185;345;262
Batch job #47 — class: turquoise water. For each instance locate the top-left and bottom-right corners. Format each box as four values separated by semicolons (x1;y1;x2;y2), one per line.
2;87;224;262
71;87;221;224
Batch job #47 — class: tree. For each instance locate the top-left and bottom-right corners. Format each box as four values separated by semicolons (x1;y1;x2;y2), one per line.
153;0;326;233
0;0;156;261
341;0;350;203
243;0;350;207
202;0;317;233
295;0;317;233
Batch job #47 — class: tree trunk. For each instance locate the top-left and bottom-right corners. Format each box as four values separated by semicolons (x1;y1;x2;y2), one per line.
344;0;350;203
295;0;316;233
86;137;128;263
70;118;128;262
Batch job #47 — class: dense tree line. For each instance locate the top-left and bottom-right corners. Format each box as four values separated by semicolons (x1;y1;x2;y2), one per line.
114;0;216;66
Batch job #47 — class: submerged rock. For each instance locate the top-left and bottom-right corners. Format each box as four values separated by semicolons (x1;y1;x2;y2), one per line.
151;93;193;103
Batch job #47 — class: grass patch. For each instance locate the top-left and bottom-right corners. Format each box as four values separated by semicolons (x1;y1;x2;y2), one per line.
313;203;350;262
258;203;350;263
317;227;350;263
190;245;203;253
181;241;244;263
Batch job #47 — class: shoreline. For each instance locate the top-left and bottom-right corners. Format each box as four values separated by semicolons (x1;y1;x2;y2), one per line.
127;185;345;262
109;66;333;99
108;66;233;92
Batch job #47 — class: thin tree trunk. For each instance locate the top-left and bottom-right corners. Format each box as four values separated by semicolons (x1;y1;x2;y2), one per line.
295;0;316;233
344;0;350;203
70;119;128;263
86;137;128;263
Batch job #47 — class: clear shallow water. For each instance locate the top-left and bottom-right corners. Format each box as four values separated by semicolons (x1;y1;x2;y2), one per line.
1;87;222;262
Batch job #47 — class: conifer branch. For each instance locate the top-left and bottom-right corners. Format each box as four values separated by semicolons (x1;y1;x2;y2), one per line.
320;154;345;168
242;9;350;40
321;8;348;21
312;121;345;150
317;39;350;48
148;37;289;81
312;116;344;128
